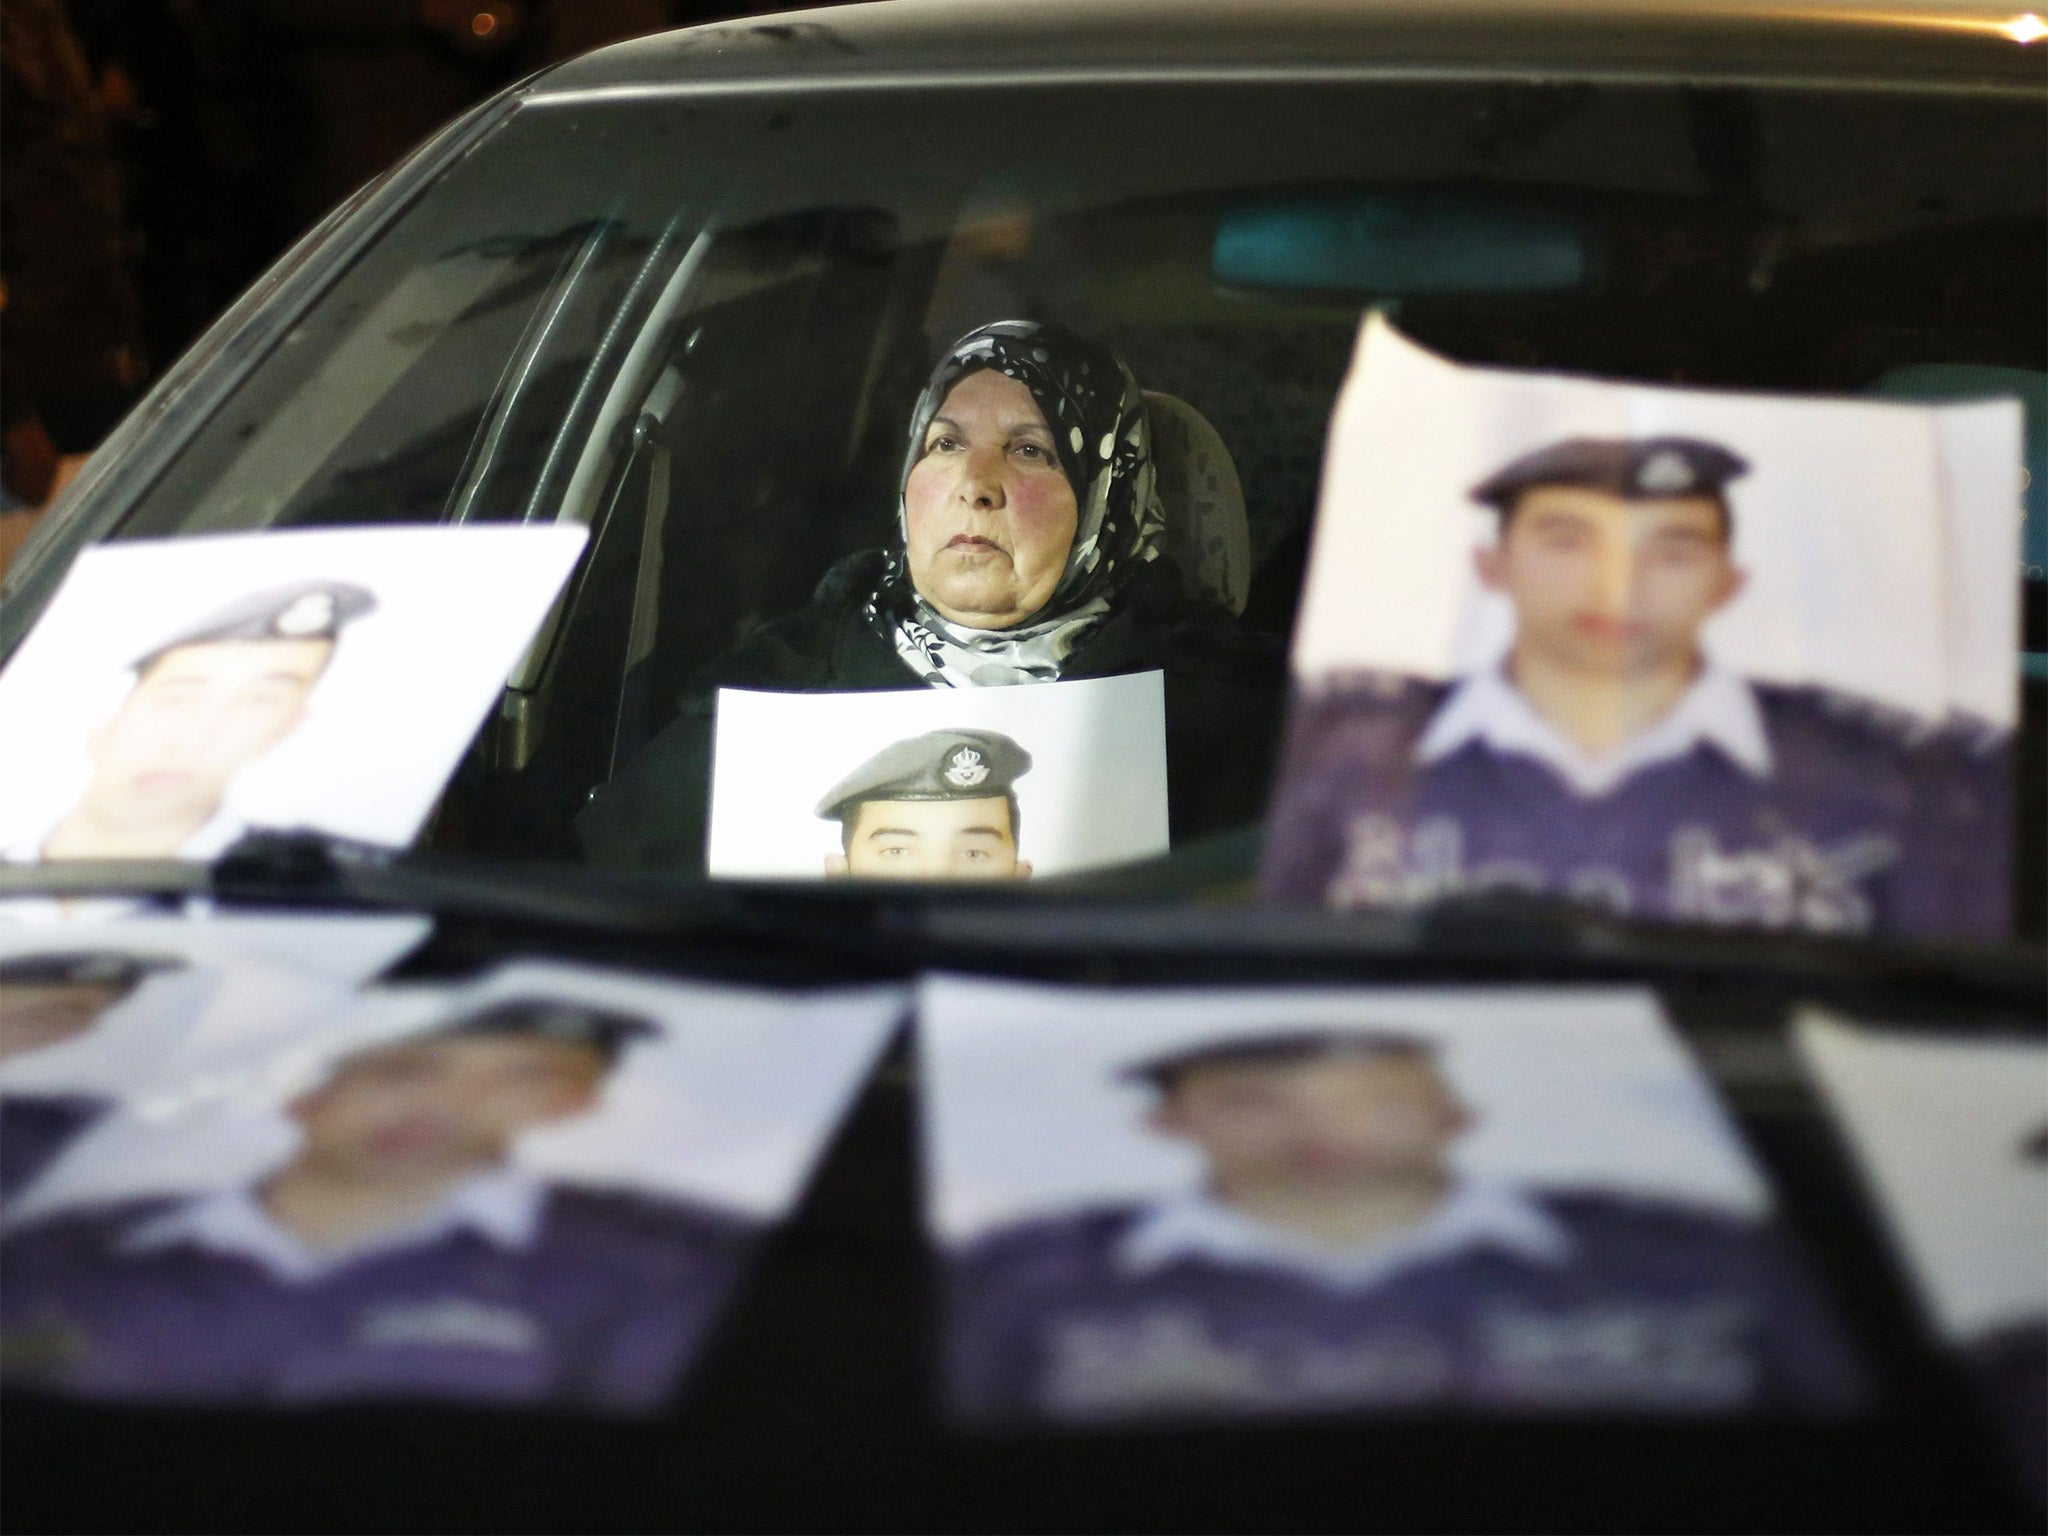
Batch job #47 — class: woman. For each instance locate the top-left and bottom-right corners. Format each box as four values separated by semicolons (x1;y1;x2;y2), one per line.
578;319;1283;872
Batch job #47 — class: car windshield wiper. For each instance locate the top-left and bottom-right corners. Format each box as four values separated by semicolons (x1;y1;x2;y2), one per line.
0;830;2038;1006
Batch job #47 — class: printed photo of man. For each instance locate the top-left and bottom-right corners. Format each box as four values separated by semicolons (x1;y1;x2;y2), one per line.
1263;436;2008;938
817;728;1034;881
0;998;758;1410
33;580;375;862
944;1028;1862;1424
0;950;186;1197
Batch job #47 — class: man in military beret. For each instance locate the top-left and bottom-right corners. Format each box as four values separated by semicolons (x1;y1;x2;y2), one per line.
1262;435;2005;939
32;580;376;863
0;996;760;1410
944;1026;1863;1424
0;949;186;1196
818;728;1035;881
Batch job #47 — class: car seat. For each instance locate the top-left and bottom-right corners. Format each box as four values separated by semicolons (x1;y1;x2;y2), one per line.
1145;389;1251;617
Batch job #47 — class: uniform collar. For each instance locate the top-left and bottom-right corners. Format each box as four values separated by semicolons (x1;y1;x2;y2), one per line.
117;1166;546;1282
1415;661;1772;797
1117;1179;1571;1292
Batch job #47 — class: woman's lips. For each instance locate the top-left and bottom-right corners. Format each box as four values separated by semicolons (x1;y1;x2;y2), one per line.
945;535;1003;554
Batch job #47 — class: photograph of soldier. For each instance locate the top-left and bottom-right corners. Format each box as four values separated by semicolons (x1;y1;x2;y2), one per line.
940;1023;1862;1425
0;524;591;862
30;579;375;862
818;728;1034;880
1263;434;2008;938
704;672;1168;880
0;996;760;1410
0;949;185;1197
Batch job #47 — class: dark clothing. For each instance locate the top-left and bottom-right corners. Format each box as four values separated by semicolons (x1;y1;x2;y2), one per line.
945;1193;1865;1425
1260;673;2010;940
0;1185;758;1411
578;550;1285;871
0;1092;106;1200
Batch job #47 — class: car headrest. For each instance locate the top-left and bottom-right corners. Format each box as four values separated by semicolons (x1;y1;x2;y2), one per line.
1144;389;1250;616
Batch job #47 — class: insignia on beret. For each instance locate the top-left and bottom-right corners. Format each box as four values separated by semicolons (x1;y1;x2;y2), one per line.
1469;436;1749;510
816;728;1033;821
132;579;377;672
0;950;187;989
1635;448;1697;495
1119;1028;1439;1088
273;591;338;637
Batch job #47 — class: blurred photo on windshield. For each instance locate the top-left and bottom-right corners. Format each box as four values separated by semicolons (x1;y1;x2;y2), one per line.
705;673;1168;880
920;978;1865;1427
0;525;587;862
1262;316;2020;940
0;961;902;1412
1797;1011;2048;1506
0;914;427;1207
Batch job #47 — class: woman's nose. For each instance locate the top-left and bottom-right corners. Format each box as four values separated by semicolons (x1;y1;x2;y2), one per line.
960;445;1006;508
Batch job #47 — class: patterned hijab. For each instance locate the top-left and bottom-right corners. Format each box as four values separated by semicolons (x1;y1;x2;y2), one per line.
865;319;1165;688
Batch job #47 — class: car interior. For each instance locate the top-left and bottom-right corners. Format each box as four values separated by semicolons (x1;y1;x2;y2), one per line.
95;80;2046;923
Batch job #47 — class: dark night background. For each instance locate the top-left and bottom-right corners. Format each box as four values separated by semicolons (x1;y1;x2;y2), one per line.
0;0;795;543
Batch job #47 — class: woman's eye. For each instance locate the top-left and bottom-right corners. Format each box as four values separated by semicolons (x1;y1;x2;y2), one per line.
1012;442;1046;460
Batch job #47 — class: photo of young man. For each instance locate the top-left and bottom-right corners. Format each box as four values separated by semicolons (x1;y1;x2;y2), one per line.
817;728;1034;881
943;1027;1861;1425
0;949;186;1197
1263;436;2006;938
0;997;759;1410
30;580;375;862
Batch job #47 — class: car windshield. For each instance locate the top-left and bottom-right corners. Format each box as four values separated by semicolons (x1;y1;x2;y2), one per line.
22;75;2048;935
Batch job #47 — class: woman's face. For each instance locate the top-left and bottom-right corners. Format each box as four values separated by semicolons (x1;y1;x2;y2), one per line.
903;368;1080;629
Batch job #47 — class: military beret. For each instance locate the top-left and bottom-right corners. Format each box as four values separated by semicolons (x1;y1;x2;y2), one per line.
816;729;1033;821
1119;1028;1439;1089
133;580;377;671
1469;436;1749;510
0;950;187;989
431;997;660;1063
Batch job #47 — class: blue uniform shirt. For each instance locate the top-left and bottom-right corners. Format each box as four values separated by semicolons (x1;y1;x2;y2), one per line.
1261;669;2011;940
0;1182;758;1411
944;1190;1866;1424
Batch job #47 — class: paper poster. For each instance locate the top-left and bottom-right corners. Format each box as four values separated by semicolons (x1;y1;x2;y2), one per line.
919;978;1863;1426
0;914;429;1203
1261;316;2017;940
0;525;587;863
0;960;902;1412
706;672;1169;881
1796;1011;2046;1502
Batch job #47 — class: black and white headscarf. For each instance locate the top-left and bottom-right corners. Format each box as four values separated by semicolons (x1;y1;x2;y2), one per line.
865;320;1164;688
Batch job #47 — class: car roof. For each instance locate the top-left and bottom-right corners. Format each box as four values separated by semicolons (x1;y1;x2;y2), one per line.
525;0;2048;100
